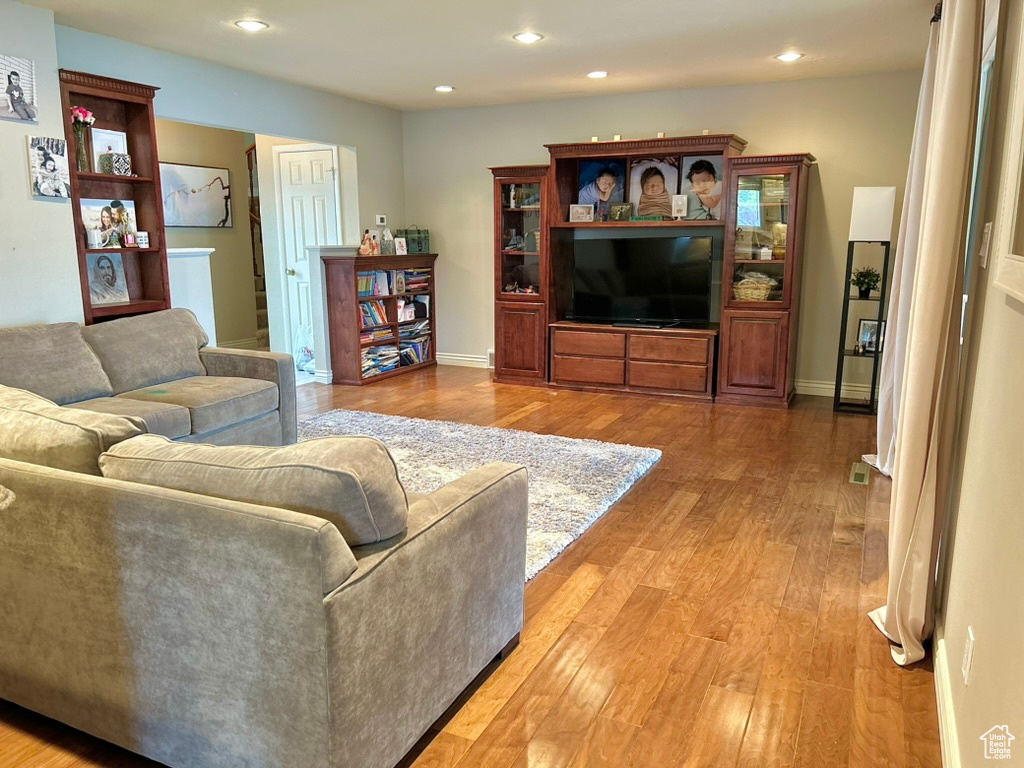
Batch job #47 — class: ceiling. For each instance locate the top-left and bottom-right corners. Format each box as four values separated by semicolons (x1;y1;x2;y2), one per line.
29;0;935;111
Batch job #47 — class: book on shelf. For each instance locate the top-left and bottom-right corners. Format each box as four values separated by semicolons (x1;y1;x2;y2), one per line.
399;335;431;366
359;299;388;328
361;344;400;377
399;319;430;337
360;328;395;343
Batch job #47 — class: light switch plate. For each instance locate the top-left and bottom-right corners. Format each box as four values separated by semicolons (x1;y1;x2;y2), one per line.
375;214;387;227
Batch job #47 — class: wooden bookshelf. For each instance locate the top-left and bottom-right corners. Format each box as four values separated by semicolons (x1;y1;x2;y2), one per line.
59;70;169;324
322;254;438;385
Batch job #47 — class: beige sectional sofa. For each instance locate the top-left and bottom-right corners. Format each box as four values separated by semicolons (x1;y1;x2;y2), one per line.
0;309;296;446
0;310;529;768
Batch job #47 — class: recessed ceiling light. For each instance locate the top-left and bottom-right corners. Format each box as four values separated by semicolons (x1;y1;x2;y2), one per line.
775;52;803;62
587;71;608;79
235;19;269;32
513;32;544;44
434;85;455;93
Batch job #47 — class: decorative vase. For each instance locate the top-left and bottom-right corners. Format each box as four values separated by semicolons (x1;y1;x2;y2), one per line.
72;124;91;173
858;286;871;299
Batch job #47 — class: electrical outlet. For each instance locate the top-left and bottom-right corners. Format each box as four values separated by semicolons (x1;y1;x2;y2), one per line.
962;625;976;685
375;214;387;227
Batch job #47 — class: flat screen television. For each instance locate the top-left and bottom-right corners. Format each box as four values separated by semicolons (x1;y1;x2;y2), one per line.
570;235;713;324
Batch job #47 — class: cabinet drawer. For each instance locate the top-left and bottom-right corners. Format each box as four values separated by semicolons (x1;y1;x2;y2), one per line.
553;355;625;385
552;330;626;358
629;361;708;393
629;334;709;364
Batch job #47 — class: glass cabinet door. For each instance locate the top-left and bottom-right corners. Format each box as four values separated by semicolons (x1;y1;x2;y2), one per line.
730;172;792;304
499;181;543;297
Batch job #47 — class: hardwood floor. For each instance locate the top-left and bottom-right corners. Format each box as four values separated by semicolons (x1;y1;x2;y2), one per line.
0;366;942;767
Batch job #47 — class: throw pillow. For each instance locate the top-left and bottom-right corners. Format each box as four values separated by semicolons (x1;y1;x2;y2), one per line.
100;434;409;545
0;385;146;475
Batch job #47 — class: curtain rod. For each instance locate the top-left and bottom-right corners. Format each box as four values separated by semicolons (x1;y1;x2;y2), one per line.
932;2;942;22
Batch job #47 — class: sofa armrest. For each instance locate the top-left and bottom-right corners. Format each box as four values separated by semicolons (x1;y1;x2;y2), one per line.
200;347;297;444
323;462;528;768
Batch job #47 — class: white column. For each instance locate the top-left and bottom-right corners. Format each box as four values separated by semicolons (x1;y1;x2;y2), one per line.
167;247;217;347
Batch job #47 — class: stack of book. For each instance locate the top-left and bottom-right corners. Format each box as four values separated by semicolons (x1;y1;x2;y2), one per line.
359;300;388;328
360;328;394;344
403;269;430;292
357;270;405;297
362;345;400;377
399;336;431;366
398;319;429;338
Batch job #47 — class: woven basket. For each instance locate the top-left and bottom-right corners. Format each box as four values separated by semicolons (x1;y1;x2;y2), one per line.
733;281;774;301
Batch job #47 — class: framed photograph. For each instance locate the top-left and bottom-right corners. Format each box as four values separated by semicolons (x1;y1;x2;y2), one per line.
857;319;885;353
628;157;679;219
608;203;634;221
80;197;138;249
92;128;128;171
27;137;70;198
1;54;38;123
87;252;129;305
569;204;595;223
395;237;408;255
578;159;625;218
672;194;688;219
994;10;1024;303
160;162;232;227
681;155;724;220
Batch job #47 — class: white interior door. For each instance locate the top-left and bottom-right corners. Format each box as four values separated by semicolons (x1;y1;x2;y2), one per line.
277;149;339;370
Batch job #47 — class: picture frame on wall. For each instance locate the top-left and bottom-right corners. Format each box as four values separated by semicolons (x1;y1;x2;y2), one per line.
1;54;38;123
86;252;130;305
857;319;885;353
628;157;678;219
160;162;232;227
27;136;70;198
680;155;724;220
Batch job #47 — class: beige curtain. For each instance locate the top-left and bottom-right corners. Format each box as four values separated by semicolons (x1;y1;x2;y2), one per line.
869;23;939;478
869;0;983;666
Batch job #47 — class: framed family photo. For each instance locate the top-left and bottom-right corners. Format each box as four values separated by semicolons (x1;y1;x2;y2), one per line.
681;155;724;220
80;198;138;249
160;162;232;227
1;54;38;123
628;157;678;219
27;136;70;198
857;319;885;353
568;203;595;223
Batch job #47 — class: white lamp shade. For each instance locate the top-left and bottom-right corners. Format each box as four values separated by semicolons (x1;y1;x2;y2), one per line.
849;186;897;242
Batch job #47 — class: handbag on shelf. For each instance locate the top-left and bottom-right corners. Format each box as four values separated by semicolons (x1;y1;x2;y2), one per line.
396;225;430;254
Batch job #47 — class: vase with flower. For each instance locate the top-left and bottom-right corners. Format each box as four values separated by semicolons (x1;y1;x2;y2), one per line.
70;106;95;173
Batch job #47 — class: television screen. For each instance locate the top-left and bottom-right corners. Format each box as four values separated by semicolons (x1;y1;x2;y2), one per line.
572;236;712;324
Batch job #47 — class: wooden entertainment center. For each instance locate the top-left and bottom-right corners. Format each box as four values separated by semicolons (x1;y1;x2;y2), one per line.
491;135;814;407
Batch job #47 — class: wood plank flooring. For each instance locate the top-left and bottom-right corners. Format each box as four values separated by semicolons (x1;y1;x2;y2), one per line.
0;366;942;767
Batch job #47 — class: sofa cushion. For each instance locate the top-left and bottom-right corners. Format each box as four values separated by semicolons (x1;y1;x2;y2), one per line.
69;397;191;439
81;308;208;394
100;434;409;545
117;376;278;436
0;322;113;404
0;386;145;475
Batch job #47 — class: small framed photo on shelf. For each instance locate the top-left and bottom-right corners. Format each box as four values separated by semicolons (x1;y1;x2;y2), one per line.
857;319;885;353
608;203;634;221
628;157;678;219
681;155;724;220
671;194;688;219
578;158;625;218
91;128;129;173
395;237;408;255
80;197;138;248
86;252;129;305
569;204;595;223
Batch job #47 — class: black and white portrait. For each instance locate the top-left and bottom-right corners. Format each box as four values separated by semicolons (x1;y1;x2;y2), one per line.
1;54;38;123
87;252;129;305
161;163;232;227
28;137;70;198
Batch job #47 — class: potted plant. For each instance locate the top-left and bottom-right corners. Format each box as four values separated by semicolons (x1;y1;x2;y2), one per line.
852;266;881;299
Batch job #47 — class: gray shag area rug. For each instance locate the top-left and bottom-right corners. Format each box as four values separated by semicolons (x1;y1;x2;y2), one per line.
299;409;661;580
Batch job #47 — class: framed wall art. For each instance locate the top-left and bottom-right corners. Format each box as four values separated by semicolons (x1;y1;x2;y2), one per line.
160;162;232;227
1;54;37;123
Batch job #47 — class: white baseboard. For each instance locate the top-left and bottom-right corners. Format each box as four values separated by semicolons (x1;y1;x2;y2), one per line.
217;337;260;350
794;379;872;399
312;369;333;385
436;353;489;369
934;629;962;768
